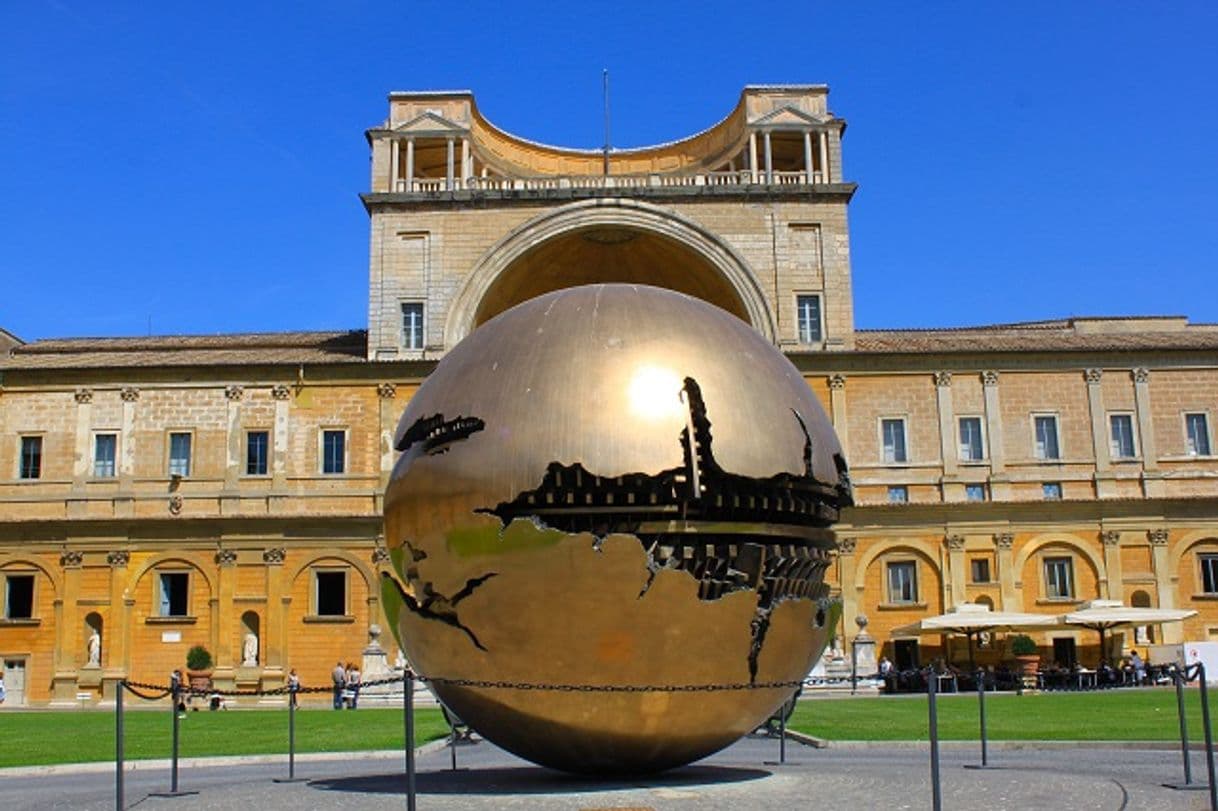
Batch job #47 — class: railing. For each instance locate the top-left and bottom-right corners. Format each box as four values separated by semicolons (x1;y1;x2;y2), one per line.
391;169;827;194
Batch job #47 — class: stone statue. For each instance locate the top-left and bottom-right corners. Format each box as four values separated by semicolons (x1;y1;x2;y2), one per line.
242;632;258;667
87;629;101;667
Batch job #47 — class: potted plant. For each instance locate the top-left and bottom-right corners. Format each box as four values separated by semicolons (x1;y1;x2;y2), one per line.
185;645;214;692
1010;634;1040;677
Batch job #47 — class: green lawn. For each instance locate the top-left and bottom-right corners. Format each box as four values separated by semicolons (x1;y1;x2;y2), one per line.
0;707;449;768
789;688;1215;742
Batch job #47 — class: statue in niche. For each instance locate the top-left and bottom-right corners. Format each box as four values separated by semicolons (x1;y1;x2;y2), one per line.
242;632;259;667
87;629;101;667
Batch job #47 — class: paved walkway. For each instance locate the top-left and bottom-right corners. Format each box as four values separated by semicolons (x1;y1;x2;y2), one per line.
1;735;1215;810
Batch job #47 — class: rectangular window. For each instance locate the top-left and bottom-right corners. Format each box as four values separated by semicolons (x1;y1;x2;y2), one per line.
4;574;35;619
965;483;987;502
881;418;908;463
1044;557;1074;599
1187;413;1212;456
246;431;269;476
315;570;347;616
970;558;991;583
322;430;346;474
93;433;117;478
19;436;42;480
958;417;985;462
401;302;425;350
1043;482;1063;500
1034;415;1060;460
796;294;822;344
1109;414;1137;459
168;432;192;477
887;561;917;604
158;572;189;617
887;485;908;503
1201;554;1218;595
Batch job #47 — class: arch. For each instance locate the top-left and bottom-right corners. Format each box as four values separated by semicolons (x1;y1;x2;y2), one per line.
1169;532;1218;573
852;539;943;595
0;555;61;596
975;595;995;610
126;552;216;598
1012;533;1106;584
444;198;776;347
1130;590;1153;608
286;551;376;594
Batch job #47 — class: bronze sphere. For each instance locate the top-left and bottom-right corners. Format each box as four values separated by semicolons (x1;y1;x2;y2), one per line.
383;284;850;773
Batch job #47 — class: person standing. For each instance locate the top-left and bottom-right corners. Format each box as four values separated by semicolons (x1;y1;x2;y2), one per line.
287;668;300;708
1130;649;1146;685
0;672;6;704
331;661;346;709
346;662;361;709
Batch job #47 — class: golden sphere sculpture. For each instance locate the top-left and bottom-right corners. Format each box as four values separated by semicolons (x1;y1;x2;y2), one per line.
383;284;851;774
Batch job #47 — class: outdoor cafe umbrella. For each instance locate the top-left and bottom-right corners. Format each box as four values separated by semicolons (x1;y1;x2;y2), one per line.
1060;599;1197;665
891;602;1062;668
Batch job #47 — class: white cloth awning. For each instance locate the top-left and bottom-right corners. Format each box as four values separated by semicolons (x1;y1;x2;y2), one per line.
891;603;1062;637
1060;599;1197;629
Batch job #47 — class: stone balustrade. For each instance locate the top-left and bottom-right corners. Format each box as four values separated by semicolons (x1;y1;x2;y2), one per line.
391;169;827;195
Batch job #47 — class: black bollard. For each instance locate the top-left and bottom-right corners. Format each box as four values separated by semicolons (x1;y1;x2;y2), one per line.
170;672;181;793
964;668;990;769
450;719;458;771
116;682;125;811
404;672;416;811
928;670;942;811
273;682;304;784
779;703;787;764
1166;664;1200;790
1198;663;1217;811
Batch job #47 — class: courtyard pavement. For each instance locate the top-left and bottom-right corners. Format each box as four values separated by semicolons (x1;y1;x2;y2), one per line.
1;734;1215;810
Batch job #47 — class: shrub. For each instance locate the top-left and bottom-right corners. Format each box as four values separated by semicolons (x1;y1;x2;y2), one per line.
1010;634;1038;656
186;645;213;671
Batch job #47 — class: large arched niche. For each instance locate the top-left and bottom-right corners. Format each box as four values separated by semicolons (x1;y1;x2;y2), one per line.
445;199;775;347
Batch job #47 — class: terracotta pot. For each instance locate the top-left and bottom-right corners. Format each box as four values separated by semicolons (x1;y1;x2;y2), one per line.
1014;654;1040;677
185;669;213;693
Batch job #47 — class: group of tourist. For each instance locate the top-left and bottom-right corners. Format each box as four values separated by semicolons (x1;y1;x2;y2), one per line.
331;661;362;709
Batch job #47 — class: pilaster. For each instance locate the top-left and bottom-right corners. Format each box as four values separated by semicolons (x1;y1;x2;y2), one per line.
946;534;966;606
828;374;848;458
1100;530;1122;601
378;383;399;493
263;548;287;671
224;385;244;492
836;537;858;641
982;372;1009;499
1132;369;1162;497
1147;529;1178;642
994;533;1017;609
935;372;960;499
271;385;291;490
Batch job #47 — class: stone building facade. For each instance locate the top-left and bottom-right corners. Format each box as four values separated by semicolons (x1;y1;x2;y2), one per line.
2;85;1217;704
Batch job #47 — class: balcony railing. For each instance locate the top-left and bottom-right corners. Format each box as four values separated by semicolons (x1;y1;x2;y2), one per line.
392;170;826;194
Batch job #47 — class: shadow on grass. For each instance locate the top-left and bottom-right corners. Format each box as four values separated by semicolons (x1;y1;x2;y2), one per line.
308;763;770;796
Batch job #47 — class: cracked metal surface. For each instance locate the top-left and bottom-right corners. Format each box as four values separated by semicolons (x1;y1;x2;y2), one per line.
383;284;848;774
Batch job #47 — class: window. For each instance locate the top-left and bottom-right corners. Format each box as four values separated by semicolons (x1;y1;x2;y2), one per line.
18;436;42;480
1201;555;1218;595
958;417;985;461
1109;414;1137;459
93;433;117;478
4;574;34;619
881;418;908;463
1187;413;1212;456
315;570;347;616
796;295;822;344
168;432;192;477
965;484;987;502
246;431;269;476
1033;415;1060;460
887;485;908;503
1043;482;1063;500
887;561;917;604
401;302;425;350
970;558;991;583
158;572;189;617
1044;557;1074;599
321;430;346;474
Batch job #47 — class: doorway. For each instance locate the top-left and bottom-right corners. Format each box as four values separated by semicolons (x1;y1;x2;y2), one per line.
893;639;920;671
2;658;26;706
1052;637;1077;669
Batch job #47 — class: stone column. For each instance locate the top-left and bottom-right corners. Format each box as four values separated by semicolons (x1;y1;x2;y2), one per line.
828;374;849;458
763;130;773;184
748;131;758;182
461;138;472;184
223;385;244;493
994;533;1017;609
378;383;398;496
1147;529;1180;642
819;130;830;183
390;139;400;191
803;130;815;184
271;385;291;491
263;548;287;673
445;137;455;190
935;373;958;499
982;372;1009;499
1101;530;1122;600
837;537;859;642
404;138;415;192
946;534;967;607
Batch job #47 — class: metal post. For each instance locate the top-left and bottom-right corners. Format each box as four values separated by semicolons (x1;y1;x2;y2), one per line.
851;639;858;696
779;699;787;764
450;720;458;771
978;668;988;767
288;686;296;779
1177;665;1195;786
404;672;416;811
1198;663;1217;811
929;669;942;811
170;671;181;794
116;683;125;811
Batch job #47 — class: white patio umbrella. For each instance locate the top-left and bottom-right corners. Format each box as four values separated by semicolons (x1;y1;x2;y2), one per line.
891;602;1062;667
1060;599;1197;665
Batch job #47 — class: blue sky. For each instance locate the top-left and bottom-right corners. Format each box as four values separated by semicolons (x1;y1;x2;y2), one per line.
2;2;1215;341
